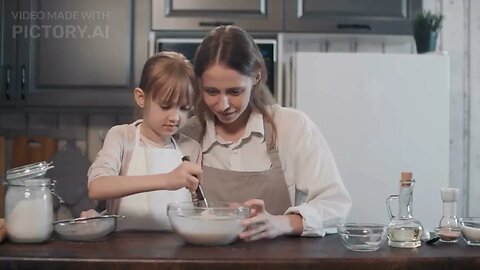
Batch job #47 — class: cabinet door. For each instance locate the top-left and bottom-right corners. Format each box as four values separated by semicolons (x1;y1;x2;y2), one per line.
0;0;17;106
16;0;133;107
284;0;422;34
152;0;282;31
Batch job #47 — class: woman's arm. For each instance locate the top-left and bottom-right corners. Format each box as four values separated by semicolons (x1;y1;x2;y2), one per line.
241;108;351;240
285;112;352;236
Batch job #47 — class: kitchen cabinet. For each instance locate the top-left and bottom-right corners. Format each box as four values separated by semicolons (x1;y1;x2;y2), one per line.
152;0;421;35
284;0;422;34
0;0;18;107
1;0;149;108
151;0;282;32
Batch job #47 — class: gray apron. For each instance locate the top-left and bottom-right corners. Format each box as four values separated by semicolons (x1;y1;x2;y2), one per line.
180;116;291;215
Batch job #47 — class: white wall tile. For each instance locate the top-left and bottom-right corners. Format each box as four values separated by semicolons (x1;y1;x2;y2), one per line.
383;42;414;54
356;41;383;53
297;38;324;52
58;114;86;140
0;113;27;136
27;113;57;137
326;40;351;52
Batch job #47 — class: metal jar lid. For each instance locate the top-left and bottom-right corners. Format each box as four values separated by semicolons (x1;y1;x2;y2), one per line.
5;161;54;182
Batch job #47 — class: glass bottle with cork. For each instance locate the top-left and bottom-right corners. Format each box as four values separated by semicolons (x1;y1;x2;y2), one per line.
386;172;424;248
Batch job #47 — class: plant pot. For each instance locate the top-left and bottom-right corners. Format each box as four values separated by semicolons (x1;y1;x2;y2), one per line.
414;31;438;54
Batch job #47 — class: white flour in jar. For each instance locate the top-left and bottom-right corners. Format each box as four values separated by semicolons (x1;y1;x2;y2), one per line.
6;198;53;243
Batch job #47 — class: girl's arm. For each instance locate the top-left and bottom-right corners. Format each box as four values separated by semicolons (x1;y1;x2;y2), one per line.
87;125;202;201
88;162;202;200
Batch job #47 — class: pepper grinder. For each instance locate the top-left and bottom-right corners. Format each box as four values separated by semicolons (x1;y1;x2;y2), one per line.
435;188;461;243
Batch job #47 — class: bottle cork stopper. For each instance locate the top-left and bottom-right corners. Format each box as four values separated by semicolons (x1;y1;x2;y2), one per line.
401;172;413;181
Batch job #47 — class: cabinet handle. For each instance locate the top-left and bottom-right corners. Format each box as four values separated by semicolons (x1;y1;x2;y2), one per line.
337;24;372;31
20;65;26;100
199;21;234;27
5;65;11;100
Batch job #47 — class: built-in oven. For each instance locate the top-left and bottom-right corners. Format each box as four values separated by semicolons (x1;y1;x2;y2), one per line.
150;36;277;99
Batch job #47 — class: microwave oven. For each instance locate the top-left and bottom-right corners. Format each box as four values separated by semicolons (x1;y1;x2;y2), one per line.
152;37;277;98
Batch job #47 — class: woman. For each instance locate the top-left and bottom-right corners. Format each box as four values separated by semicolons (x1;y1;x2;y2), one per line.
180;25;352;241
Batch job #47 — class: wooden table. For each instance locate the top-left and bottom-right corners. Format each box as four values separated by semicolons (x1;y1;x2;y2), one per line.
0;232;478;270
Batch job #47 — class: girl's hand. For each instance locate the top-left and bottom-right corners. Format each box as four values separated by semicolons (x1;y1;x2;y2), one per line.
166;161;202;192
239;199;295;241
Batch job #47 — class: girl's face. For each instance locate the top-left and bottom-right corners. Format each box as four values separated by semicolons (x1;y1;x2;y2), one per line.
136;88;189;144
201;63;256;127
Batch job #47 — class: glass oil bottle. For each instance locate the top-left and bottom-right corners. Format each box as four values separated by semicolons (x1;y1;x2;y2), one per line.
386;172;424;248
435;188;461;242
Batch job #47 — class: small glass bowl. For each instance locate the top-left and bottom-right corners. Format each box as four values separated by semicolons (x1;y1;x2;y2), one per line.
459;217;480;246
53;215;117;241
337;223;387;251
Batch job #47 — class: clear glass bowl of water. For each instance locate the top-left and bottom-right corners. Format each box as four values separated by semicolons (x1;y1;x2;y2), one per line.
337;223;387;251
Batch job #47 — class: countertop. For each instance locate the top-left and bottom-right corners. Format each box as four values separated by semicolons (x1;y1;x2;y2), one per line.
0;232;478;270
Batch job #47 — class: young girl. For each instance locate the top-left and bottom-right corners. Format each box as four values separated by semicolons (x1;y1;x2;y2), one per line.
87;51;203;231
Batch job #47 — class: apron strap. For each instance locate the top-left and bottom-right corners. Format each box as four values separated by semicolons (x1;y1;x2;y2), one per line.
264;118;276;151
263;117;283;170
108;121;142;215
134;120;142;146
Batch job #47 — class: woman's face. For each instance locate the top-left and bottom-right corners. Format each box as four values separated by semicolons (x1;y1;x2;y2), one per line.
201;63;256;126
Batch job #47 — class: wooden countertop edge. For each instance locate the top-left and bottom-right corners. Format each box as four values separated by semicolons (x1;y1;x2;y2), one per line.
0;255;478;270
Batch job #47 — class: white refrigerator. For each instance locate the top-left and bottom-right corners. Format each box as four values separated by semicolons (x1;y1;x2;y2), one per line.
292;52;450;231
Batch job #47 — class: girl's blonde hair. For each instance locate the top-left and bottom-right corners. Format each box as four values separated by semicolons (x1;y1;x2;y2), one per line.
139;51;195;108
193;25;277;140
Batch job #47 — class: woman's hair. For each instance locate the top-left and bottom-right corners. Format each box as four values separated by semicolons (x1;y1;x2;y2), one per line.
193;25;277;140
139;51;195;109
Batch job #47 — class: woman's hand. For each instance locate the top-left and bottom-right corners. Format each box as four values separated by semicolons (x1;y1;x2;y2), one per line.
165;161;202;192
239;199;303;241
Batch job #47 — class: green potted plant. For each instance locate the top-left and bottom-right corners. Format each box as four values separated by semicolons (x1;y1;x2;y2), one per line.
413;10;444;54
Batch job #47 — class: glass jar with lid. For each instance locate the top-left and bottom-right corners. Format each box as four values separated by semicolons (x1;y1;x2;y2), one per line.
6;161;54;185
4;177;55;243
